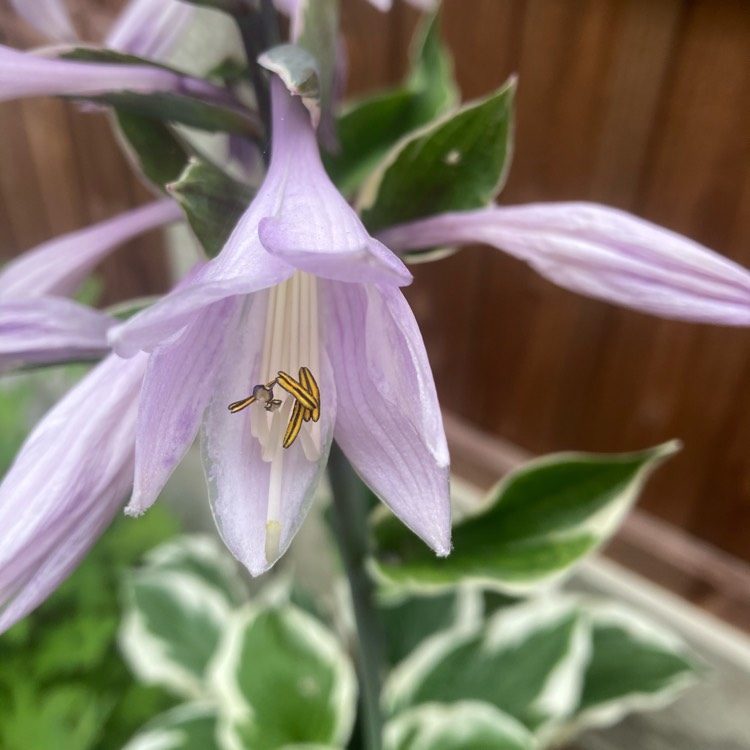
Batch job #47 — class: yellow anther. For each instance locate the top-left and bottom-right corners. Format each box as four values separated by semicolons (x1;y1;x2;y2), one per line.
276;370;319;411
298;367;320;423
282;400;305;448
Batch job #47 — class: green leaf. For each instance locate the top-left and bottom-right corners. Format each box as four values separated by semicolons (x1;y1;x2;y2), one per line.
259;43;321;124
563;601;698;738
323;12;458;196
122;704;219;750
141;535;248;606
115;111;191;191
212;604;356;749
379;587;483;665
168;158;255;257
359;79;515;234
371;442;679;594
385;597;590;733
119;569;232;699
385;702;536;750
61;48;260;136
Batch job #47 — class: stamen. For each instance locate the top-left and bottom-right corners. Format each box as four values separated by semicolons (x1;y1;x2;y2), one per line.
282;400;305;448
276;370;319;411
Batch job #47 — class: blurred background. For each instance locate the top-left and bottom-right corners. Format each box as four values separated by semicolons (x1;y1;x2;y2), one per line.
1;0;749;620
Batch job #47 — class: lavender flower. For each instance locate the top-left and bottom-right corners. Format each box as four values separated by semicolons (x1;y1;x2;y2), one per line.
0;200;182;371
377;203;750;326
9;0;77;44
0;352;147;631
0;43;230;104
111;76;451;575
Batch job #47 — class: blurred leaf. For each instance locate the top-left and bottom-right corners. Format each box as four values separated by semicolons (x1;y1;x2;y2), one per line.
213;604;357;749
115;111;191;190
142;534;247;606
0;378;33;476
62;48;260;136
168;158;255;257
554;601;699;742
120;569;232;699
371;442;679;594
379;587;483;666
122;704;219;750
385;702;536;750
1;684;106;750
360;80;515;234
324;12;458;195
385;597;589;734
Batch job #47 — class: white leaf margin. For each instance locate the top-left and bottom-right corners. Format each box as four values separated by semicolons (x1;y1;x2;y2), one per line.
209;603;358;750
385;701;537;750
121;703;218;750
384;595;592;738
119;569;233;700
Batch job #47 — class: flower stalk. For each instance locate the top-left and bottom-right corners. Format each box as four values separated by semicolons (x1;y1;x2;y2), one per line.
328;443;385;750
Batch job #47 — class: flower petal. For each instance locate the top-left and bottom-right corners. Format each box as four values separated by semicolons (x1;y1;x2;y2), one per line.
127;297;241;515
9;0;77;43
202;291;336;576
0;199;182;299
0;43;224;103
105;0;196;61
377;203;750;326
0;352;146;631
258;77;412;287
0;297;112;372
109;231;293;356
324;280;451;555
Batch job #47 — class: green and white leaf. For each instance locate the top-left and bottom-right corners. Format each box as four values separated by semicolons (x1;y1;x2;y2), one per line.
122;704;219;750
549;600;699;744
142;534;248;606
259;44;321;125
371;442;679;594
385;702;536;750
379;586;484;666
60;48;260;136
119;569;232;699
359;79;515;234
211;604;356;750
114;111;192;192
385;597;590;734
168;158;255;258
324;12;457;196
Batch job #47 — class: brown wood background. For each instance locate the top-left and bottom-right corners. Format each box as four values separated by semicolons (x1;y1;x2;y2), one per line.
341;0;750;562
1;1;749;561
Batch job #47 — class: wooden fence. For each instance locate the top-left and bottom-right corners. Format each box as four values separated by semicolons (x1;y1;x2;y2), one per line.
1;0;749;562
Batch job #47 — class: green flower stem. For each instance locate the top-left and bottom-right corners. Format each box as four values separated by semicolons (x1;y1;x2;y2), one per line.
328;443;384;750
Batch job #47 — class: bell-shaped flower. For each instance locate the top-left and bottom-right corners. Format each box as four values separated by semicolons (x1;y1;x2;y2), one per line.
110;76;451;575
0;199;182;371
0;351;147;632
377;203;750;326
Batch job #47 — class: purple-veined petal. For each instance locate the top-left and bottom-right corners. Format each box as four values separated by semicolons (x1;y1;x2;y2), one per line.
324;280;451;556
105;0;196;61
109;226;293;356
0;43;226;103
0;352;146;632
377;203;750;326
0;297;112;372
202;290;336;576
127;297;241;515
0;199;182;299
258;77;412;287
9;0;77;43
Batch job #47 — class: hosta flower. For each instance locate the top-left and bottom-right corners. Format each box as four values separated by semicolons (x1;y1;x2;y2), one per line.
9;0;194;61
0;351;147;632
0;200;182;371
377;204;750;326
111;76;451;575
